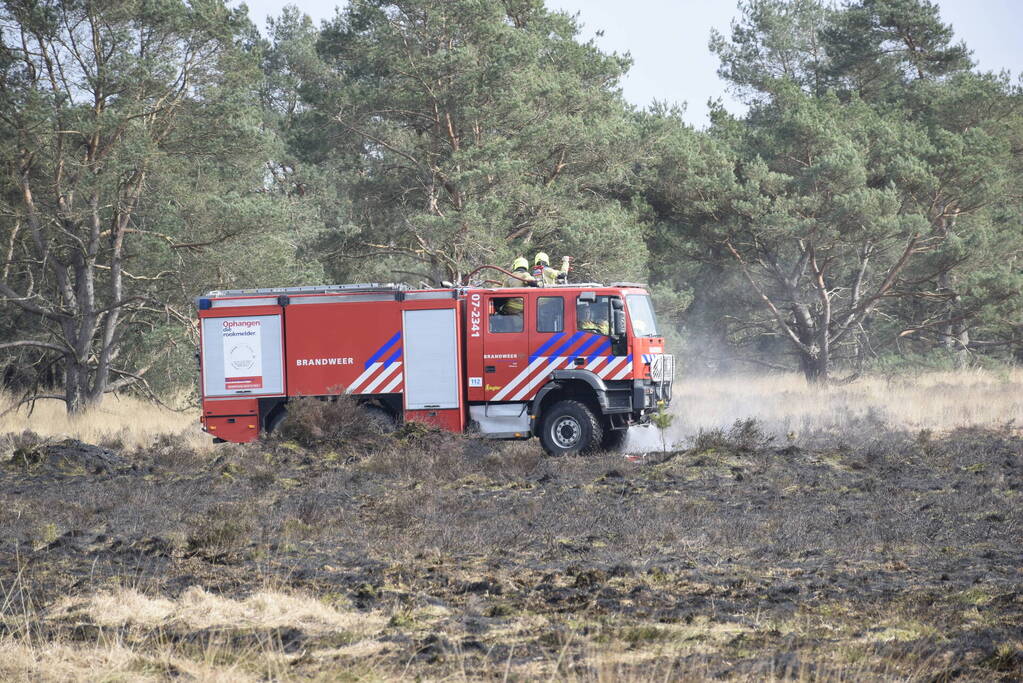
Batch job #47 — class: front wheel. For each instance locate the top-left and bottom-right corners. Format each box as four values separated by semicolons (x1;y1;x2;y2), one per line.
539;400;603;456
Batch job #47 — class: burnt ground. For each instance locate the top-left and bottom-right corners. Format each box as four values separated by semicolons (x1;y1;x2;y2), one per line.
1;416;1022;679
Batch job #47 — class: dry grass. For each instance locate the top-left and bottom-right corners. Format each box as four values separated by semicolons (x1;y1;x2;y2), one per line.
0;390;209;452
0;640;257;683
48;585;386;635
4;369;1019;455
646;368;1023;449
1;585;389;682
0;583;952;682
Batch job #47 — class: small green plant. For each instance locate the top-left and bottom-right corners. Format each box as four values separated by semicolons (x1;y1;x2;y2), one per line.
650;405;675;454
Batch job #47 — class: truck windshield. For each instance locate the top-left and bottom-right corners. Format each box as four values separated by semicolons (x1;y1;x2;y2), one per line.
626;294;659;337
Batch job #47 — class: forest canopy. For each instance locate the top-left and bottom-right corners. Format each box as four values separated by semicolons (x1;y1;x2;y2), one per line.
0;0;1020;410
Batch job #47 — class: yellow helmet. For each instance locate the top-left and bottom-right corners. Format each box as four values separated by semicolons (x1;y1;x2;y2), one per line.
512;256;529;271
534;252;550;267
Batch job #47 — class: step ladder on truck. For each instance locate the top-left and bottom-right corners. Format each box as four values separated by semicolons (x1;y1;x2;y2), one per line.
195;281;674;455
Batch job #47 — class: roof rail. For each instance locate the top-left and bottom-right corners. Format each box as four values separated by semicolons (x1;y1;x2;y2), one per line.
609;282;647;288
204;283;410;297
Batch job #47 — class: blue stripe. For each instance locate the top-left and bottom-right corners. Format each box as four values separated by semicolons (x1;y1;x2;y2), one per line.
586;339;612;363
529;332;565;362
547;331;585;363
382;347;402;368
364;331;401;368
570;334;603;358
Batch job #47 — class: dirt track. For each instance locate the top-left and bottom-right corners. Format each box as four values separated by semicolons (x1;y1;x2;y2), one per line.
2;422;1022;679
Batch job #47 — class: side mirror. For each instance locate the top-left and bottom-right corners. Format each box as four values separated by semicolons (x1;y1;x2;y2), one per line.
613;310;626;337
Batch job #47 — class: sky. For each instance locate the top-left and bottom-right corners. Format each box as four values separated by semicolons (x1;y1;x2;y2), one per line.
238;0;1023;128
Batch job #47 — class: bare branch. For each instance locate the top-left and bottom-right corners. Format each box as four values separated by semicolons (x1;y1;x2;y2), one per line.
0;394;67;418
0;340;70;354
725;239;814;355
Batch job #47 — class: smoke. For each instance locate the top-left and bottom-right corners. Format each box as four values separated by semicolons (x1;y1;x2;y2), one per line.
625;370;1023;453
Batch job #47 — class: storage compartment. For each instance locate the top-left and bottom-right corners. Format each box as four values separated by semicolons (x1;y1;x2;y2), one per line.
401;305;464;432
201;314;285;397
469;403;530;436
404;408;463;432
402;308;459;409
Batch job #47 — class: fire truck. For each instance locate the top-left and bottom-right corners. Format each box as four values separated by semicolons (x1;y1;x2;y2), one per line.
195;282;674;455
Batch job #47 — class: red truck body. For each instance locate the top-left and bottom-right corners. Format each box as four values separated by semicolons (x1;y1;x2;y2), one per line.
196;282;674;454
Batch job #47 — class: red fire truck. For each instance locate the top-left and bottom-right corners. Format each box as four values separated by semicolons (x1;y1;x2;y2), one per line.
195;282;674;455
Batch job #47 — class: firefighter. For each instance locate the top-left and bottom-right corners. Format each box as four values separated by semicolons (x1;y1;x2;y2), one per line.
505;256;536;287
577;301;610;335
495;257;533;325
532;252;570;286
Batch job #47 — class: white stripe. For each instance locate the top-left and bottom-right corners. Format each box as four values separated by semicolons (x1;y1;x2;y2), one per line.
510;357;569;401
346;362;381;393
597;356;626;378
381;372;403;394
610;362;633;380
585;355;608;371
360;362;402;394
491;356;546;400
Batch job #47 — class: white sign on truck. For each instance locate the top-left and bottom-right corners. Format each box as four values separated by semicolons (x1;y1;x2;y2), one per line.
201;315;284;397
222;319;263;390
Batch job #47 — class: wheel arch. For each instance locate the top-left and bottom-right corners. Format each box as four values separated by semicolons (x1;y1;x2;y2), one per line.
259;397;288;434
531;373;606;436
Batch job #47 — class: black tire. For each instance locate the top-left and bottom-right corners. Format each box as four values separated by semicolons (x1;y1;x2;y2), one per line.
265;407;288;435
539;399;603;456
361;404;396;434
600;427;628;452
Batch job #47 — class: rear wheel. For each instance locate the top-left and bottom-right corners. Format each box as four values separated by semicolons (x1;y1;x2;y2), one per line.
265;407;288;435
361;404;396;434
539;400;603;456
264;401;396;437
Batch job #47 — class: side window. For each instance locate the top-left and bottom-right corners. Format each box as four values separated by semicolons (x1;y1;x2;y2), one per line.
576;296;610;335
536;296;564;333
489;297;524;333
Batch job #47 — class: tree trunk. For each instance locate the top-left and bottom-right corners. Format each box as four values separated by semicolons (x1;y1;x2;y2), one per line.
938;272;970;369
65;358;86;415
64;356;103;415
951;323;970;370
798;349;829;384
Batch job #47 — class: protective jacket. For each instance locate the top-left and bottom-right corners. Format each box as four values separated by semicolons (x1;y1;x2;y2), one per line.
579;319;610;335
532;256;570;286
505;268;537;288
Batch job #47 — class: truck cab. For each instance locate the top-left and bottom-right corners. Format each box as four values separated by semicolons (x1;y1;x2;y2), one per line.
463;284;674;454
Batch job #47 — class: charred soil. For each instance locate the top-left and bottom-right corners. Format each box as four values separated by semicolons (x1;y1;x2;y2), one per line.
1;418;1022;680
